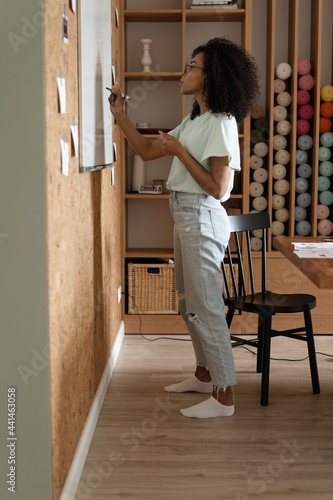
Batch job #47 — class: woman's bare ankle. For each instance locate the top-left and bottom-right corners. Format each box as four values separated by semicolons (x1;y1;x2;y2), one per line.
212;385;234;406
195;365;211;383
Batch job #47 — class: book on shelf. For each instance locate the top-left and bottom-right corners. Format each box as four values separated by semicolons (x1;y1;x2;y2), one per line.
190;1;238;10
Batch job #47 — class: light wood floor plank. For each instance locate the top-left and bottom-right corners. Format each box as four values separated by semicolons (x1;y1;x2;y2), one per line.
75;335;333;500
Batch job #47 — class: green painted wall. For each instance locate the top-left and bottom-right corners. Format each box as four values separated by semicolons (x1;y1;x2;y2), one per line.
0;1;53;499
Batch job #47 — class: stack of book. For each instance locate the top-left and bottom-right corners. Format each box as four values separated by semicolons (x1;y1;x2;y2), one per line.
191;0;238;9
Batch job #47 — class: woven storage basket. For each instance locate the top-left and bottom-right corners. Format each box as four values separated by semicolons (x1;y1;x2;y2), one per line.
128;263;178;314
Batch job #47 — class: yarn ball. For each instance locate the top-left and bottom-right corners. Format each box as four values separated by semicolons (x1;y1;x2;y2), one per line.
297;163;312;178
319;146;332;162
251;129;264;145
297;119;311;135
254;117;269;131
250;237;263;251
273;105;288;121
298;59;311;75
319;161;333;177
277;92;292;107
252;196;268;211
295;177;309;193
272;194;285;209
274;179;290;195
251;103;264;119
317;219;333;236
296;149;308;164
250;155;264;169
296;220;311;236
275;150;290;165
253;142;269;157
273;134;287;150
320;85;333;102
252;229;263;238
298;104;314;120
276;120;291;135
297;192;312;208
273;164;287;180
320;132;333;148
295;206;307;221
298;74;315;91
276;62;292;80
274;79;286;93
275;208;289;222
297;89;311;105
250;181;265;197
320;102;333;118
272;221;285;236
319;117;332;133
319;190;333;206
297;135;313;151
318;176;331;192
317;205;330;220
253;168;268;183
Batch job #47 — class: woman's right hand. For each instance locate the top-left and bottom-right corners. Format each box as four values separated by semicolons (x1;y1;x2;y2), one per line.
108;87;125;117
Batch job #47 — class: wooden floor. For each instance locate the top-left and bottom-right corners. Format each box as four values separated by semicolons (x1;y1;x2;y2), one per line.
75;335;333;500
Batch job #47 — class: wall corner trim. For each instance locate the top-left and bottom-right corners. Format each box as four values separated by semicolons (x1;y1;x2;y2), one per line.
59;322;125;500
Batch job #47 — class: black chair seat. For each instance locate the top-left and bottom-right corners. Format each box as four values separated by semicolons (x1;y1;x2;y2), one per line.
223;212;320;406
225;291;316;315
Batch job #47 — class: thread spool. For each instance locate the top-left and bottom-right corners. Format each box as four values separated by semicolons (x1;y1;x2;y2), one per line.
132;155;145;191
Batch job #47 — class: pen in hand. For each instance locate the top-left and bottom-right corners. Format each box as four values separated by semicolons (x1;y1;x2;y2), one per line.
106;87;131;101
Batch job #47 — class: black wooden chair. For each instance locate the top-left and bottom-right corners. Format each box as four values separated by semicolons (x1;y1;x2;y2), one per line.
222;212;320;406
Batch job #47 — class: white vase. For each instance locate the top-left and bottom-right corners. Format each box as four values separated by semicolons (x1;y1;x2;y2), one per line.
139;39;153;72
132;155;145;191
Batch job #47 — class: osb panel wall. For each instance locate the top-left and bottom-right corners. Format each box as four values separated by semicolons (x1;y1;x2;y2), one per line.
44;1;123;498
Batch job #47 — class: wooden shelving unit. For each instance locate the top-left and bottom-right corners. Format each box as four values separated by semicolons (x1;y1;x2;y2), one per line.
119;0;252;333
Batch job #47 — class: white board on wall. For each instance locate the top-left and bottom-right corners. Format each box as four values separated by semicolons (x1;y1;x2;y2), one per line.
79;0;113;172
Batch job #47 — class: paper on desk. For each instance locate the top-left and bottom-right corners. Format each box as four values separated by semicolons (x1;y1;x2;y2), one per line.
292;242;333;258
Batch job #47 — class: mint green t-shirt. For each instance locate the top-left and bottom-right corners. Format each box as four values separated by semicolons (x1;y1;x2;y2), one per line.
166;111;240;202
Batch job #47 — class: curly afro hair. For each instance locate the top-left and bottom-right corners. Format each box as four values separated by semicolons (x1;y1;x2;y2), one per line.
190;37;260;122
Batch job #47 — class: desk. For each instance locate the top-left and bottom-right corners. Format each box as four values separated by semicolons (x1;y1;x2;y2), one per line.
273;236;333;288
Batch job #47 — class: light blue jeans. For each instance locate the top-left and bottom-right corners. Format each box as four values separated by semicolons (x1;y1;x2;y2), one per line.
170;191;237;388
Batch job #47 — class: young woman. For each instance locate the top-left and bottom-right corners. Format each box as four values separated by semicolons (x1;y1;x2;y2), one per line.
109;37;260;418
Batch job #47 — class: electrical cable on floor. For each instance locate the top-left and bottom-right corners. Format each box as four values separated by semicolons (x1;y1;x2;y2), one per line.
123;291;191;342
123;291;333;357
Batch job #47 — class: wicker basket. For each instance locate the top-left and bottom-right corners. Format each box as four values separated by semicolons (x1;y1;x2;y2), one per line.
128;263;178;314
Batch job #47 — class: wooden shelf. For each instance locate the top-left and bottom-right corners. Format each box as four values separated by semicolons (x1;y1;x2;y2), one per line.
124;9;182;22
124;72;181;81
125;248;174;259
185;8;245;22
125;193;170;199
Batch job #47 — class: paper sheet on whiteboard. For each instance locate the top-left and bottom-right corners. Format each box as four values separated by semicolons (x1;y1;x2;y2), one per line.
78;0;113;172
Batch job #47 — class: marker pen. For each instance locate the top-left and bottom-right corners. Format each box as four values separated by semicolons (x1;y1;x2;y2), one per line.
106;87;131;101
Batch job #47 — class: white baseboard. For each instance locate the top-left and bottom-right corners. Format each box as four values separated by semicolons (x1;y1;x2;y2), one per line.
60;321;125;500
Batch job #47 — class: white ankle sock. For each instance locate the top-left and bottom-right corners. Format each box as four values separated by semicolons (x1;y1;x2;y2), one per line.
164;376;213;394
180;396;235;419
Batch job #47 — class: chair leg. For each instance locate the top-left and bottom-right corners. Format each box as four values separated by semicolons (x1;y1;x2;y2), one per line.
260;315;272;406
304;308;320;394
256;314;264;373
226;307;235;328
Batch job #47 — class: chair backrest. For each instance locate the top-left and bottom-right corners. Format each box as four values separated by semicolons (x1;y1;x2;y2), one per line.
222;212;271;300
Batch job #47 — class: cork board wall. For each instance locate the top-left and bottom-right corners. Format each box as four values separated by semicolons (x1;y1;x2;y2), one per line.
44;1;123;498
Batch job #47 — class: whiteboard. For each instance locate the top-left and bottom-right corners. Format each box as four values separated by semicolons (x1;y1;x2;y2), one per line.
79;0;113;172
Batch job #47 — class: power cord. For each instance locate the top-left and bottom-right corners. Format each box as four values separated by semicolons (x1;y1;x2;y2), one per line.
236;344;333;362
123;291;190;342
123;291;333;358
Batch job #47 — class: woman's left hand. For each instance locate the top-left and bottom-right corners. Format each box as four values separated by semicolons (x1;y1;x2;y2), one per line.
157;131;183;157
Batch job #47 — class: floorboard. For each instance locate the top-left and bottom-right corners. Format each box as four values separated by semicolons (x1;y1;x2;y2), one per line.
75;335;333;500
